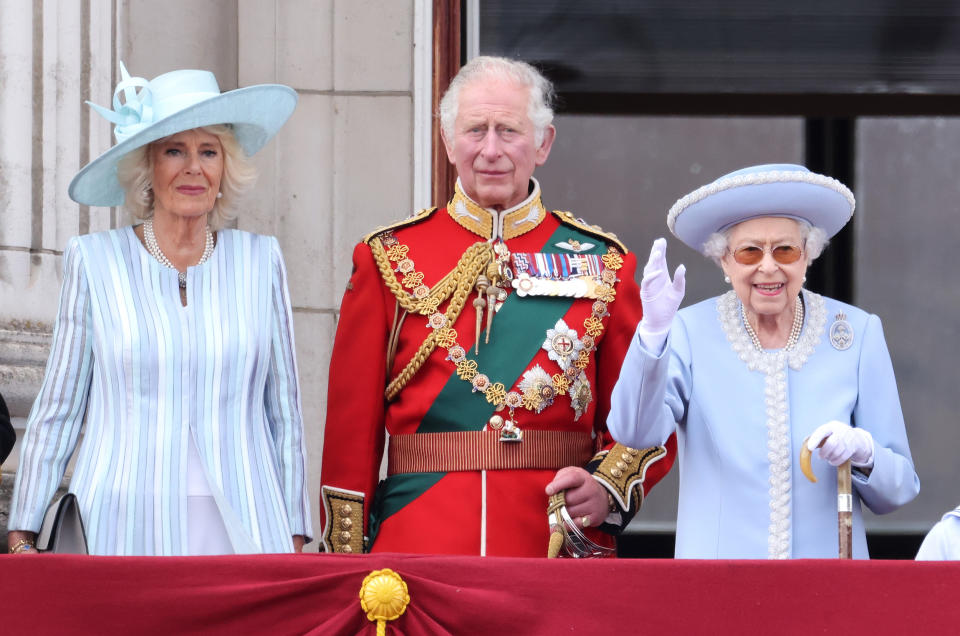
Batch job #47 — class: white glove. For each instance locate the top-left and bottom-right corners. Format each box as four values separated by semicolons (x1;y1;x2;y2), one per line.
806;421;875;468
637;238;686;351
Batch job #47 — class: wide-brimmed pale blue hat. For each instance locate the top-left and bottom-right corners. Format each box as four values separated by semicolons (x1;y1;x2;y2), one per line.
667;164;855;252
68;63;297;206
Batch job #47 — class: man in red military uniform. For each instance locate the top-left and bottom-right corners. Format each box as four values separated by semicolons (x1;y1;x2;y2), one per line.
320;56;674;557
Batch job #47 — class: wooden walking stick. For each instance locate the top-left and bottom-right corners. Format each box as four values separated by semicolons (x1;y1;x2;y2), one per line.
800;438;853;559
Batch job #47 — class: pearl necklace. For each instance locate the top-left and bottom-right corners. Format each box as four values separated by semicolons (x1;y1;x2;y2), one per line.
741;295;804;352
143;219;214;288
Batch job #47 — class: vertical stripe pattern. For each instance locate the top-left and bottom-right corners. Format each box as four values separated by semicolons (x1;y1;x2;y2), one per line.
8;227;312;555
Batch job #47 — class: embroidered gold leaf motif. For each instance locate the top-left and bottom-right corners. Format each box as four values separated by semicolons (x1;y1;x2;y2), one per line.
521;388;542;412
574;350;591;370
418;297;440;315
456;359;478;380
584;316;604;337
402;271;424;289
435;327;458;348
386;244;409;261
597;285;616;303
552;373;570;396
602;251;624;271
484;382;507;406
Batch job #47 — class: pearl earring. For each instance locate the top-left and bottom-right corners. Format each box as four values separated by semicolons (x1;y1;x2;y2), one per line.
216;192;223;199
724;275;731;284
802;276;807;283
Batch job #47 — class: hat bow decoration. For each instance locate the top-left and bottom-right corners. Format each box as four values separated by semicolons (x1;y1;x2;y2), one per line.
87;63;157;143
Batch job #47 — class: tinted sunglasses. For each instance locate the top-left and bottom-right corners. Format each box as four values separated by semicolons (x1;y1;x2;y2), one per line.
731;244;804;265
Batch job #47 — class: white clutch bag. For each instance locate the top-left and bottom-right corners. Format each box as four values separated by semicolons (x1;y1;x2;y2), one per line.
37;493;89;554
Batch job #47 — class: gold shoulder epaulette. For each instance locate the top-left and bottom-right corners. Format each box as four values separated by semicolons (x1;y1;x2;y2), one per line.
551;210;628;254
362;207;437;244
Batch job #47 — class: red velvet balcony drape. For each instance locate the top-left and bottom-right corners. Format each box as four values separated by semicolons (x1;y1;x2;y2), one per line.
2;553;957;635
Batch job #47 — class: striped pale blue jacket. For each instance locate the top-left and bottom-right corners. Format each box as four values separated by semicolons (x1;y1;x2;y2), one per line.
8;227;313;555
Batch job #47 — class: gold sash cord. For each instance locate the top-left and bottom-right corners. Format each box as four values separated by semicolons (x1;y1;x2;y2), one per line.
387;430;593;474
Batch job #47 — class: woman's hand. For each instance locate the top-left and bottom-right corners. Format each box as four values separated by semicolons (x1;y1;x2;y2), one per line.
546;467;610;530
7;530;40;555
638;238;686;351
806;421;875;468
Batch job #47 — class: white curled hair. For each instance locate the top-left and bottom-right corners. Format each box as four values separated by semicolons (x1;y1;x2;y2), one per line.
116;124;257;229
439;55;555;148
702;219;829;266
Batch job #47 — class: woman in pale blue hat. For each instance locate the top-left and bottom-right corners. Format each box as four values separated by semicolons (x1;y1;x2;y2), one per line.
607;164;919;558
7;65;312;555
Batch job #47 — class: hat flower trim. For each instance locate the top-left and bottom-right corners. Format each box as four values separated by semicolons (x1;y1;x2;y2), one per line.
667;169;856;231
86;62;155;143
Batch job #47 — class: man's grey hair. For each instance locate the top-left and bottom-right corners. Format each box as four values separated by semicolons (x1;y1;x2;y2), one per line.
702;218;829;266
439;56;555;147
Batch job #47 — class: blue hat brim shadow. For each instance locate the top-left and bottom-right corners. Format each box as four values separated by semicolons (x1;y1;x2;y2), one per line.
69;84;297;207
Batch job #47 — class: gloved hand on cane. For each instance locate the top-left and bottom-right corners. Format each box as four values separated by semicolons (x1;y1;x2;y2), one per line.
806;420;875;468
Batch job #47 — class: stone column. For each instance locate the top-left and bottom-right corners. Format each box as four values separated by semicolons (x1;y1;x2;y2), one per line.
239;0;418;546
0;0;114;448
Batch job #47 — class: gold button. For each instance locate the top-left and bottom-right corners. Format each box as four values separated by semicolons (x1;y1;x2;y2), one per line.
628;448;639;456
340;504;353;516
339;531;352;543
488;415;505;430
340;518;353;529
621;453;633;464
616;461;627;470
340;545;353;554
611;468;623;478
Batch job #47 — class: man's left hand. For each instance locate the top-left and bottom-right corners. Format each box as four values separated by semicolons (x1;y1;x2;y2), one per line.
546;467;610;530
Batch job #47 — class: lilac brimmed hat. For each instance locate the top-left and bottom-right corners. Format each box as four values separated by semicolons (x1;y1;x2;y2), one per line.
69;63;297;206
666;164;855;252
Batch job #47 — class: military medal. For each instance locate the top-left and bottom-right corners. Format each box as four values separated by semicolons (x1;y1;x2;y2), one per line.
829;311;854;351
543;319;583;370
510;251;603;298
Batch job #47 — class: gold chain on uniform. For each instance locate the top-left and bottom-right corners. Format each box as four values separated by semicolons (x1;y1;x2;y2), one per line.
371;230;626;415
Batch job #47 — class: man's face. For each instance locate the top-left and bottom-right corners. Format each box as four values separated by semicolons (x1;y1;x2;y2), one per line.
443;78;555;210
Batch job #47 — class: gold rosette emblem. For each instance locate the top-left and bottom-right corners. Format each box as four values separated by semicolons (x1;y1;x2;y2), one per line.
359;568;410;636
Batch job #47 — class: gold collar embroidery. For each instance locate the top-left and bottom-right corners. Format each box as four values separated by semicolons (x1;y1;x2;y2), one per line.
447;179;546;240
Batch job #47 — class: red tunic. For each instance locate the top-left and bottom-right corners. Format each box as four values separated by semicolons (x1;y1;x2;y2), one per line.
321;184;674;556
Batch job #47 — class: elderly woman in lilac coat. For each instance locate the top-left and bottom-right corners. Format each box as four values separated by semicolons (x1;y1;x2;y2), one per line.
607;164;919;558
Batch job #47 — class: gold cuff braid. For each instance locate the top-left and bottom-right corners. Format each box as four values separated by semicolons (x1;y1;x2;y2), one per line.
321;486;366;554
591;443;668;514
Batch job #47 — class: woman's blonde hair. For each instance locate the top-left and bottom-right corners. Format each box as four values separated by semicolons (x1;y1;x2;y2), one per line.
116;124;257;228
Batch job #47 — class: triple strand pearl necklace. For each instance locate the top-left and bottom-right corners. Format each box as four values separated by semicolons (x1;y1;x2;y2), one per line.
143;219;214;289
742;294;804;352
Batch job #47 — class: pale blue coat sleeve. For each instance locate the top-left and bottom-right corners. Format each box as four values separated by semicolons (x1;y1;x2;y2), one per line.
264;238;313;541
607;316;691;449
8;239;93;531
849;314;920;513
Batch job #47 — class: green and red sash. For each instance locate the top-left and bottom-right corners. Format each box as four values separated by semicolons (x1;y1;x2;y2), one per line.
369;223;608;543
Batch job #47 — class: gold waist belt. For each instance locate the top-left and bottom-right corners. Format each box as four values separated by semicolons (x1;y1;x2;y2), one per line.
387;430;594;474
